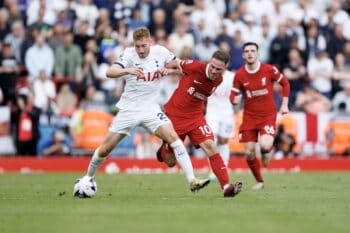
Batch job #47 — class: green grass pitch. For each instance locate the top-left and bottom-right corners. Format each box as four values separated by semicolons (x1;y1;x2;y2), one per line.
0;172;349;233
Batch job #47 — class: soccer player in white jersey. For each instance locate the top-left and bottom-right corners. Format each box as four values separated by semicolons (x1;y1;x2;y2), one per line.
78;27;209;193
206;70;236;180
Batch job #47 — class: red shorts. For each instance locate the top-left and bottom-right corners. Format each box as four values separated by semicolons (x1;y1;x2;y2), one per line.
166;113;214;148
239;113;277;143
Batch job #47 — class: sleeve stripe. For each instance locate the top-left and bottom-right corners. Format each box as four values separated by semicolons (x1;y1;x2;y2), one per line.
114;62;125;68
231;87;240;93
277;74;283;82
171;55;176;60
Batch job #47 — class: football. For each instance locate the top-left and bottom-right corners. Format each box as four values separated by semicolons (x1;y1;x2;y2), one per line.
73;176;97;198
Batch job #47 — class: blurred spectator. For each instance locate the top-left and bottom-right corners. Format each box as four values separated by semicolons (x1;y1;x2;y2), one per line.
25;33;54;80
149;7;166;35
0;43;19;105
0;8;10;41
134;0;155;27
302;23;327;63
74;21;93;54
259;15;275;63
20;27;40;65
332;81;350;113
29;4;52;35
189;0;221;39
168;21;194;57
273;124;296;158
97;50;123;94
332;53;350;95
157;0;179;34
54;32;82;79
241;14;263;45
128;7;147;30
228;30;244;70
13;93;41;155
194;37;218;62
27;0;57;26
307;49;334;98
4;20;25;64
7;0;23;25
153;27;169;47
98;25;117;62
79;51;100;92
214;24;234;50
222;9;247;39
73;0;99;32
79;85;108;112
295;86;332;114
32;70;56;111
55;9;74;33
159;75;180;106
344;41;350;66
114;20;133;48
47;23;65;50
269;23;292;68
246;0;276;26
42;129;70;156
56;83;78;115
95;8;111;39
135;130;158;158
327;24;347;61
283;48;307;110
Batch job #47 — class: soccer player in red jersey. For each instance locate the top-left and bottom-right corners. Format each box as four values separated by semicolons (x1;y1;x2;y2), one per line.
157;50;243;198
230;42;290;190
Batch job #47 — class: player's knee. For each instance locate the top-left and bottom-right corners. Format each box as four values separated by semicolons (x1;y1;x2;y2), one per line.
246;150;256;160
260;143;273;153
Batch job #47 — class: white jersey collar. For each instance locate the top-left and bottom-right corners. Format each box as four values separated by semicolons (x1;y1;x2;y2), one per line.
245;61;261;74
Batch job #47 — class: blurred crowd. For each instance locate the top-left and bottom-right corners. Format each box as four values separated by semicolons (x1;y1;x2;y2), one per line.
0;0;349;157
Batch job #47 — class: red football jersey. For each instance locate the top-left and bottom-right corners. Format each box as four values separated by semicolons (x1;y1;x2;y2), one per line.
164;60;223;118
231;63;290;118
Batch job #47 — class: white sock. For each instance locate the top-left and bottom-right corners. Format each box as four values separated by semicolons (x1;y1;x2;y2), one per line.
87;148;105;177
218;144;230;166
170;139;195;183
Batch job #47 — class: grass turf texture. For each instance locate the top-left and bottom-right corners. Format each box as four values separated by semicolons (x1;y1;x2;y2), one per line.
0;172;349;233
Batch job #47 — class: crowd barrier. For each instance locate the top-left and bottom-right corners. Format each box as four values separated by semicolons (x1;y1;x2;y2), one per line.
0;156;349;173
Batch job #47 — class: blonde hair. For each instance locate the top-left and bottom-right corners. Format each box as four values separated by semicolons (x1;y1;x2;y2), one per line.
133;27;150;41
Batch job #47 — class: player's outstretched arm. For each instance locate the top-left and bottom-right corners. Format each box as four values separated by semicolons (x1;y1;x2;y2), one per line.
106;64;144;78
280;96;289;115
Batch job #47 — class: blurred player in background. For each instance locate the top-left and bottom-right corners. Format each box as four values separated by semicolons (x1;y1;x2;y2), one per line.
230;42;290;190
157;50;243;198
80;27;209;193
206;69;239;181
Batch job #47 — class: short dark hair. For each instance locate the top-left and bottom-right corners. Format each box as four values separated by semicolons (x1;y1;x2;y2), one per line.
212;50;231;65
243;42;259;50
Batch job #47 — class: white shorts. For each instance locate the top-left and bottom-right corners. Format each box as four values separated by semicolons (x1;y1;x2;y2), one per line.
109;105;170;135
206;115;234;139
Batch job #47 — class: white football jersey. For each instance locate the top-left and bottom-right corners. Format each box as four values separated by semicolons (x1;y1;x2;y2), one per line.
207;70;235;118
114;45;176;110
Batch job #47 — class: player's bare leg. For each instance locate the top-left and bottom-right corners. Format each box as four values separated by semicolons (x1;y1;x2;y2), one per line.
87;132;126;177
260;134;274;168
245;142;264;190
201;139;243;197
155;123;210;192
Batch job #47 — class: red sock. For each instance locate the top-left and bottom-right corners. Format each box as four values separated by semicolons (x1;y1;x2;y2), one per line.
209;153;229;189
246;157;264;182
